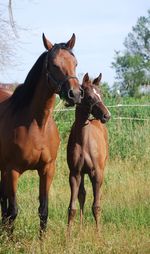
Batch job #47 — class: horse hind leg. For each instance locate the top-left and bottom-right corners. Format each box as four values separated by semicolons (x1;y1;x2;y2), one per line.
89;170;103;233
6;169;20;233
78;174;86;228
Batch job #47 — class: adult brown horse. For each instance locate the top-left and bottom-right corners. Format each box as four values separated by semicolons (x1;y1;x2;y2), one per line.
67;73;111;233
0;33;82;233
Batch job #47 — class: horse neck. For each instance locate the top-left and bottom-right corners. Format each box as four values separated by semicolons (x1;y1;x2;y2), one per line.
74;105;90;127
73;105;91;145
30;77;56;126
11;52;56;127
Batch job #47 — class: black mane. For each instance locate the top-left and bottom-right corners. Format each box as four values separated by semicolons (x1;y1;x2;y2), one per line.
10;52;47;110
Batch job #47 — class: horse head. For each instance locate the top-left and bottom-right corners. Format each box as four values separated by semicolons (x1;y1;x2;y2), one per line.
81;73;111;123
43;34;83;106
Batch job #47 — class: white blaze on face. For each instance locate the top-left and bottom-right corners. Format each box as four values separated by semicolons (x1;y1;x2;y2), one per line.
93;88;102;101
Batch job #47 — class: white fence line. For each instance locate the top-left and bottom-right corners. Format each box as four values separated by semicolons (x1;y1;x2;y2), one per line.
113;117;149;121
54;108;74;112
55;118;150;123
107;104;150;108
53;104;150;121
53;104;150;112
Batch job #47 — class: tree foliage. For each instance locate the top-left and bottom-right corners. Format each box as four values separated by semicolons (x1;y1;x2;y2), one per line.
112;10;150;96
101;82;112;99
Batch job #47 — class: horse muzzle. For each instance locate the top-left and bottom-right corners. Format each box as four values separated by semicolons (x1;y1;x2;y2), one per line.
68;87;84;105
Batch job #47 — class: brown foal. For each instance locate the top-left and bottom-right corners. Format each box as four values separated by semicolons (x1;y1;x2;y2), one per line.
67;73;111;232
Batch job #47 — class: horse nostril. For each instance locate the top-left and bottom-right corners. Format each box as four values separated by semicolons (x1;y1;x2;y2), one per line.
68;88;84;104
103;113;111;120
80;87;84;99
68;89;74;99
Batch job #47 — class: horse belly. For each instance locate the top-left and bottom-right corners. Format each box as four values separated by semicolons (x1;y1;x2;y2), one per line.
8;143;42;170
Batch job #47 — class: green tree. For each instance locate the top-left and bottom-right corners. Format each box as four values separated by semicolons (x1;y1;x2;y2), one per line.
112;10;150;97
101;82;112;99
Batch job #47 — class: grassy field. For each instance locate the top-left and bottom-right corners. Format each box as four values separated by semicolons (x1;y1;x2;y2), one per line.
0;96;150;253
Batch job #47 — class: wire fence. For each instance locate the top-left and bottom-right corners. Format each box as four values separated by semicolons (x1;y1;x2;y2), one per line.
53;104;150;121
53;102;150;159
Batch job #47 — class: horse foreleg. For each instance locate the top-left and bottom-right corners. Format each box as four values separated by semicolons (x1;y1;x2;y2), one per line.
38;162;55;234
68;172;81;233
78;174;86;228
90;170;103;232
7;169;20;233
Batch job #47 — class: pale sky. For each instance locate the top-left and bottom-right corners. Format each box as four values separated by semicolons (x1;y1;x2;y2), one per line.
0;0;149;86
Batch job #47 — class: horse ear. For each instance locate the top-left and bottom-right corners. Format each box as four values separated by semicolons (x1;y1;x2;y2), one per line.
42;33;53;50
66;33;76;49
93;73;102;86
82;73;90;85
